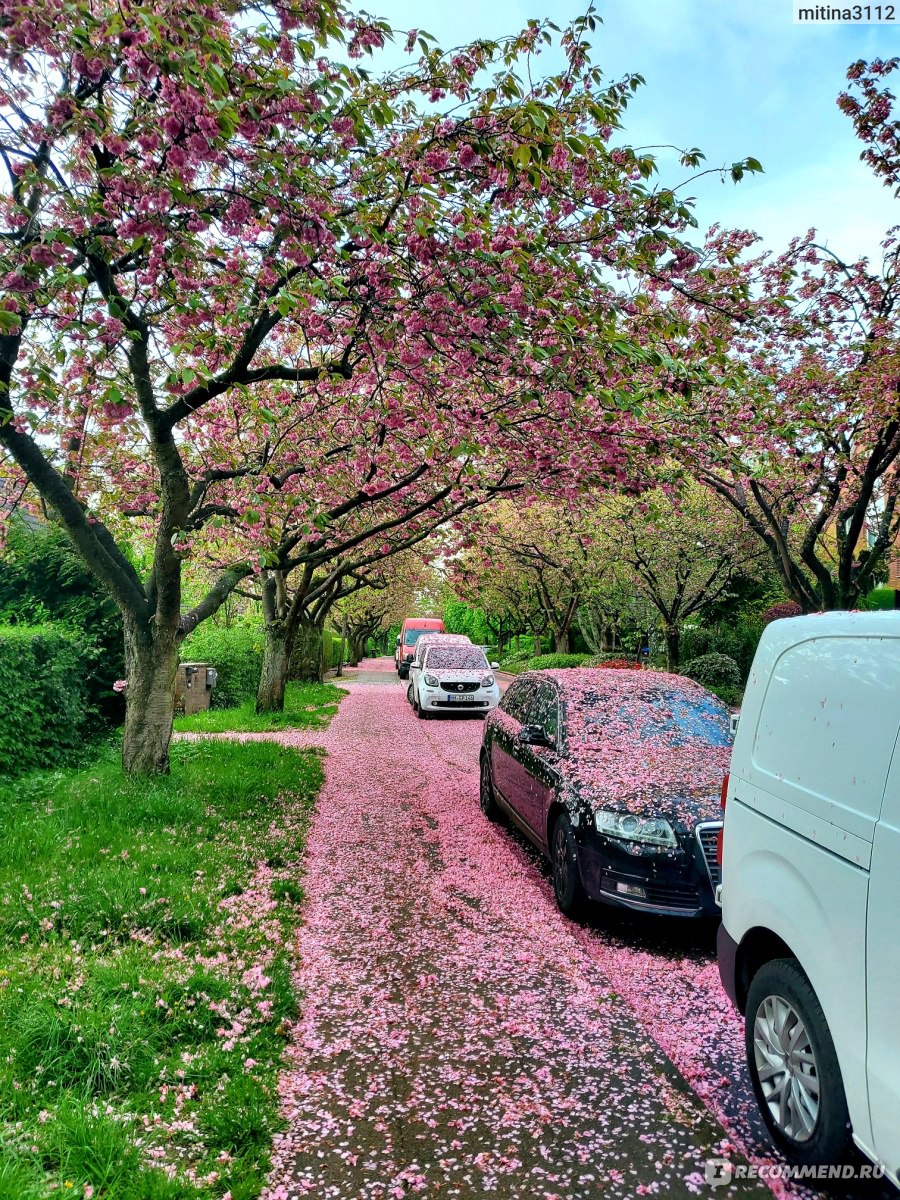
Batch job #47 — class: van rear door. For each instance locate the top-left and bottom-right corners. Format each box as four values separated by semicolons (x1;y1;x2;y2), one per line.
866;748;900;1183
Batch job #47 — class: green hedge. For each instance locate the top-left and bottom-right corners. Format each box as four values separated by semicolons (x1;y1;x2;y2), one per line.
0;521;125;725
501;652;592;674
0;625;94;776
681;617;764;681
864;588;898;611
683;652;742;690
180;622;264;708
323;629;346;670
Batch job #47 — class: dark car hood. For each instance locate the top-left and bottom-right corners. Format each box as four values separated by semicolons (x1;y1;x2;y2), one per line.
559;740;730;830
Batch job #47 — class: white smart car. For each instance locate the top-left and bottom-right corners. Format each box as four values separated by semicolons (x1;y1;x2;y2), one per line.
408;642;500;718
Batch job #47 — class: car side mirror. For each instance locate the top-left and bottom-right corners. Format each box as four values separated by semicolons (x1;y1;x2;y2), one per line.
491;662;500;670
395;636;401;646
519;724;554;748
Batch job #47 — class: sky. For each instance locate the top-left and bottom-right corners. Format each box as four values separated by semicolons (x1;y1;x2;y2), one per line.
371;0;900;263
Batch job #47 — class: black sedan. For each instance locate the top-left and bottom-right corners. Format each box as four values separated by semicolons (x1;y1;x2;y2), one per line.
479;668;733;918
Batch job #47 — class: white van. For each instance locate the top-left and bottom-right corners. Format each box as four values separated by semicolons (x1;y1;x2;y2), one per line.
718;612;899;1188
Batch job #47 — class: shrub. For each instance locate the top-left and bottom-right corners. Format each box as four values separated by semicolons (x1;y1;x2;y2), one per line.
529;653;591;670
0;521;125;723
595;657;643;670
682;652;742;690
583;652;642;668
0;624;94;776
680;616;764;680
864;587;897;611
322;628;347;670
761;601;802;624
179;621;263;708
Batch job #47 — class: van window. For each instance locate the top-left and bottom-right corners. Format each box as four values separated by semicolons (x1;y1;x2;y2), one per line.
753;636;900;821
403;627;439;646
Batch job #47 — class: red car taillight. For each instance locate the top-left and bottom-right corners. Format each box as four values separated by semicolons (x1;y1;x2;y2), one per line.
717;772;729;866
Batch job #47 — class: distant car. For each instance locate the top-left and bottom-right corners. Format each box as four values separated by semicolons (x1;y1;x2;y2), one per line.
406;633;473;693
395;617;445;678
479;669;732;918
408;643;500;718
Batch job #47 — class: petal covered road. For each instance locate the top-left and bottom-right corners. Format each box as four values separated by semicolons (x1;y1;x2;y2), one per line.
258;661;886;1200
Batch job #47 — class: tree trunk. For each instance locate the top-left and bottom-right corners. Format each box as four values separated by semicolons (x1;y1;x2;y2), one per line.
532;629;542;657
335;613;348;677
293;619;324;683
554;630;570;654
664;625;681;672
122;618;179;775
256;623;290;713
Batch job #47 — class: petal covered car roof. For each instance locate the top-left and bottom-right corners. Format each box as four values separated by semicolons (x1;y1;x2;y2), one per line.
529;668;732;828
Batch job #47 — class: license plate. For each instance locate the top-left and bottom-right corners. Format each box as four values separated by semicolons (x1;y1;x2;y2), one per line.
445;693;471;702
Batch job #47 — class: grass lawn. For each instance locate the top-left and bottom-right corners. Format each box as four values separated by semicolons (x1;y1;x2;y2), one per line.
174;681;343;735
0;737;325;1200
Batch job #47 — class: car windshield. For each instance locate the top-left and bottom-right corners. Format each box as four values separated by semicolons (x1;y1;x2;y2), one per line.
571;687;732;748
426;647;489;671
404;628;440;645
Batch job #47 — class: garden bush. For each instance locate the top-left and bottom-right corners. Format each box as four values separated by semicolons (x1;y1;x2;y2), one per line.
761;601;802;624
682;652;742;691
179;621;263;708
0;625;95;776
502;652;591;673
0;521;125;723
864;587;898;611
583;652;642;667
680;616;764;680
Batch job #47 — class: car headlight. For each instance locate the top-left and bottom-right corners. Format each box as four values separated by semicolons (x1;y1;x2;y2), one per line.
593;809;677;848
480;674;494;687
424;673;439;687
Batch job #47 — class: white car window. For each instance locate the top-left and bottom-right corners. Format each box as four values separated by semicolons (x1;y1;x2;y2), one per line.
424;646;489;671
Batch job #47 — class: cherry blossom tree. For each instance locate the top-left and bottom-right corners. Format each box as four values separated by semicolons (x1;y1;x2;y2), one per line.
665;228;900;612
0;0;759;771
596;482;759;670
643;62;900;614
451;500;598;654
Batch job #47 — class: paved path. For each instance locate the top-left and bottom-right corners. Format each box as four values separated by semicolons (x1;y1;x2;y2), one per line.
259;660;781;1200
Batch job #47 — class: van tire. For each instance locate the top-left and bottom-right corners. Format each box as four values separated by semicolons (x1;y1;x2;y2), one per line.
745;958;852;1166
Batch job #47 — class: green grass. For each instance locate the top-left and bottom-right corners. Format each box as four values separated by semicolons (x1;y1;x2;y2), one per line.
0;736;326;1199
174;680;343;734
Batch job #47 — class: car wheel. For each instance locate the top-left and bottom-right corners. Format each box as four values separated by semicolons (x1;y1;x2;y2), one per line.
406;683;415;706
551;813;585;917
416;696;428;719
745;958;852;1165
479;753;503;822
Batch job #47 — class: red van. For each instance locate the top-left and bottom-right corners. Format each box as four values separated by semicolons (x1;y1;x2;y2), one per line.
395;617;445;677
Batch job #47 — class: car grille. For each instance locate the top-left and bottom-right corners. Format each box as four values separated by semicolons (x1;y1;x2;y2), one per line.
600;871;701;912
441;681;479;693
433;699;489;708
695;822;722;889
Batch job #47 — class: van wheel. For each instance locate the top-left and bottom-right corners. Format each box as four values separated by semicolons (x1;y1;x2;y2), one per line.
550;813;585;917
745;958;852;1165
479;754;503;822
